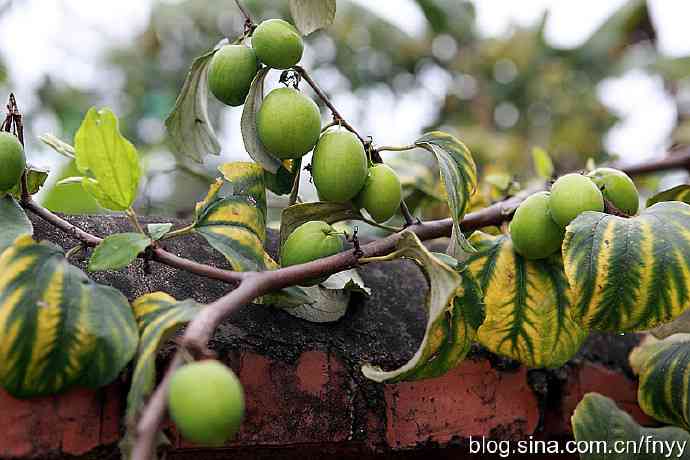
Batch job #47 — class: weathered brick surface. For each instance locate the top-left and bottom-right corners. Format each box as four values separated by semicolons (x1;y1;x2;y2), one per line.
0;384;122;458
384;359;539;448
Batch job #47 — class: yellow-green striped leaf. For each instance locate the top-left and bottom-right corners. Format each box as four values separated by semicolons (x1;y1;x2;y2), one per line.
0;195;32;254
88;233;152;272
362;231;481;382
635;339;690;431
563;202;690;332
193;169;272;272
280;201;363;249
218;162;267;220
647;185;690;207
415;131;478;252
466;233;587;368
572;392;690;460
0;235;138;398
125;293;202;424
74;108;141;211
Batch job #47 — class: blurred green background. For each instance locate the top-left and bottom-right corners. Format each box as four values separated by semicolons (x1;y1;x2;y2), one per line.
0;0;688;223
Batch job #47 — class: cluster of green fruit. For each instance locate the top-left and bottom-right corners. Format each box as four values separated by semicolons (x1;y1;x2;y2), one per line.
0;131;26;194
510;168;639;260
168;360;245;446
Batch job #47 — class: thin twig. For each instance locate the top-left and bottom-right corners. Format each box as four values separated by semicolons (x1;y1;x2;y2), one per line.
375;144;417;154
293;66;367;146
21;198;246;284
233;0;252;24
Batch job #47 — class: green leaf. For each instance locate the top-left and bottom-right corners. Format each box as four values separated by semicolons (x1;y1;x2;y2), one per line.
121;292;202;459
563;202;690;332
362;231;481;382
466;233;587;368
240;67;282;174
647;184;690;208
74;108;141;210
415;131;478;253
280;201;363;249
289;0;337;36
8;166;49;197
147;223;173;241
41;160;102;215
0;235;138;398
193;171;273;272
264;159;302;196
531;146;554;179
260;269;370;323
572;392;690;460
634;339;690;431
88;233;152;272
0;195;32;255
39;133;76;159
165;46;222;163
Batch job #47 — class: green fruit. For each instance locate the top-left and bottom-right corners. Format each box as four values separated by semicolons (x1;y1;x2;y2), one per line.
355;164;402;223
549;173;604;227
509;192;564;260
257;88;321;159
312;129;368;202
587;167;639;215
168;360;245;446
252;19;304;69
281;221;344;286
0;132;26;193
208;45;259;107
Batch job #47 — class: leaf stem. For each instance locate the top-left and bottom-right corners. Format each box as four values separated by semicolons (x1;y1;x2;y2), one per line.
127;208;147;235
375;144;417;154
361;217;403;233
160;224;196;241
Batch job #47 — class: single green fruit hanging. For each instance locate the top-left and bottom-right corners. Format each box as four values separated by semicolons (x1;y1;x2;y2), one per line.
509;191;564;260
587;167;639;216
0;132;26;193
355;164;402;223
280;220;344;286
168;360;245;446
312;128;368;202
208;45;259;107
252;19;304;69
257;87;322;160
549;173;604;227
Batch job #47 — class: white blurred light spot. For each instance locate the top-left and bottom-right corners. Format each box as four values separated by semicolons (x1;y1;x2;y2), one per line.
494;102;520;129
494;59;518;84
432;34;458;62
598;70;677;164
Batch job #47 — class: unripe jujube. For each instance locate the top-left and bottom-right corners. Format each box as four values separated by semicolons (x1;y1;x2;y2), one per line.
252;19;304;69
257;88;322;159
208;45;259;107
509;191;564;260
549;173;604;227
280;221;344;285
0;132;26;193
168;360;245;446
312;129;368;202
355;164;402;223
587;167;639;216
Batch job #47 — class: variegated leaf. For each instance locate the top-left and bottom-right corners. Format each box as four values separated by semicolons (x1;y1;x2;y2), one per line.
563;202;690;332
466;233;587;368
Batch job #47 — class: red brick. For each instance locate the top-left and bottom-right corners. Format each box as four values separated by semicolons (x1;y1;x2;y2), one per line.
545;363;656;436
178;351;353;449
0;384;122;458
384;359;539;448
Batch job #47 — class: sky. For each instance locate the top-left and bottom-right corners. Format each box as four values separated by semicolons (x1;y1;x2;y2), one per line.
0;0;688;178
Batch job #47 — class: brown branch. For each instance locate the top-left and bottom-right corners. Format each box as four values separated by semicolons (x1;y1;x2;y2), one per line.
21;198;246;284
